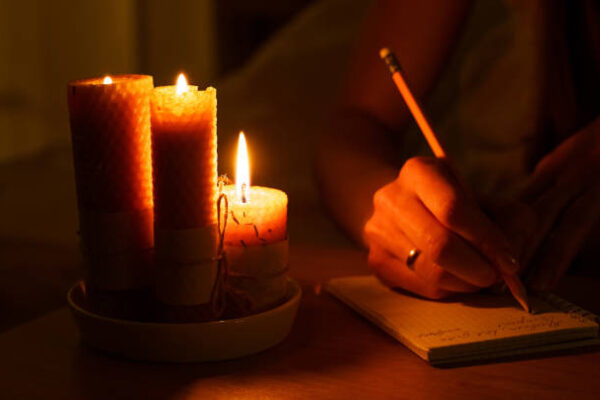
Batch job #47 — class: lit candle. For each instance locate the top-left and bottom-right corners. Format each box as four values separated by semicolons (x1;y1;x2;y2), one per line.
150;73;217;229
222;132;288;312
223;133;287;246
150;73;220;311
67;74;154;291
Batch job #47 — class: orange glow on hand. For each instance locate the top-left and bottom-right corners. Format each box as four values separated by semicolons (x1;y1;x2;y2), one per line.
103;76;113;84
175;73;188;96
236;132;250;202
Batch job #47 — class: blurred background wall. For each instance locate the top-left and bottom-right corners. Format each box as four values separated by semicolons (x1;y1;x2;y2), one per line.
0;0;312;163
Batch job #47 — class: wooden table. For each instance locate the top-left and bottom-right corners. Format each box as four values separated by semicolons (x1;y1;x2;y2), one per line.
1;244;599;399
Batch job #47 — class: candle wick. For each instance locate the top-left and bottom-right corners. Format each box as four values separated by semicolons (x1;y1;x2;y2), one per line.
241;183;247;203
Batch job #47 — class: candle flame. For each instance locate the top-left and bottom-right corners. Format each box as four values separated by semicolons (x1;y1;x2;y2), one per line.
236;132;250;202
103;76;112;84
175;73;188;96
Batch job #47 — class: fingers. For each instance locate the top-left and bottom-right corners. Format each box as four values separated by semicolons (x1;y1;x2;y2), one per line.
365;208;480;297
365;156;519;298
367;242;479;299
529;185;600;291
521;166;589;269
400;157;519;274
419;262;482;293
367;243;451;299
519;117;600;202
365;216;480;292
518;121;600;281
375;187;498;287
364;212;418;263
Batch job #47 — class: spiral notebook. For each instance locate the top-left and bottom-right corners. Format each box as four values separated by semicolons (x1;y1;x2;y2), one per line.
325;275;599;365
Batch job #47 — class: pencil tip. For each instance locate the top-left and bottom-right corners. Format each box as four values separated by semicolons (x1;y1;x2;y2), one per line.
520;298;532;314
379;47;391;59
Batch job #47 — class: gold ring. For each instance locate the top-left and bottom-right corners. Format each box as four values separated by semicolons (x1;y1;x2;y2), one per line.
406;248;420;269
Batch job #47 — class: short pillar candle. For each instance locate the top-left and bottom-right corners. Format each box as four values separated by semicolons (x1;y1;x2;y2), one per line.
222;132;289;313
223;186;288;247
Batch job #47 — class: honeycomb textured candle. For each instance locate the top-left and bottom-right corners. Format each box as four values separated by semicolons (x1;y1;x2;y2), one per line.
67;74;154;290
222;185;287;246
67;75;154;212
151;86;217;229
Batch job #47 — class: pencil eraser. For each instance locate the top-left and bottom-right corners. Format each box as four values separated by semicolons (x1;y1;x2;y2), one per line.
379;47;391;59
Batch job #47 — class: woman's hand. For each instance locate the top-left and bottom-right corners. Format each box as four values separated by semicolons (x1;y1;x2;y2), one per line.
518;117;600;290
364;157;520;299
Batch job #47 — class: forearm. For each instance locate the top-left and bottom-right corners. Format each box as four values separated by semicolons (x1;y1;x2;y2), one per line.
317;0;472;246
317;110;399;246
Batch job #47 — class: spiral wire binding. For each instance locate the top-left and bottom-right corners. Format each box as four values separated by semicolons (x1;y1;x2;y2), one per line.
536;292;599;324
210;193;229;316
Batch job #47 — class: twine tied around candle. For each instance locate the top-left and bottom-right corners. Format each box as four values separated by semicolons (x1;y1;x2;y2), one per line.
215;175;289;315
210;192;229;316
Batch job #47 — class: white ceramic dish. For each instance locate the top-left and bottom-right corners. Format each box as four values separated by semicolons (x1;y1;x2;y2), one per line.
67;279;301;362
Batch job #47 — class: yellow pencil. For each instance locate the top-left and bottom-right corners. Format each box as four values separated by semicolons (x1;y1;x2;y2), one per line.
379;47;531;313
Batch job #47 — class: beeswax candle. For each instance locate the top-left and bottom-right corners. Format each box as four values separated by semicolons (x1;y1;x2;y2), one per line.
67;74;154;291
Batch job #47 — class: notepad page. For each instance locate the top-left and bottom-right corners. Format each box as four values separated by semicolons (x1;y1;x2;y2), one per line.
325;275;599;363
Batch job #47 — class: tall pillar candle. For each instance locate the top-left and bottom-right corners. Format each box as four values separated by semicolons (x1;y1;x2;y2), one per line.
223;132;289;313
151;74;219;309
67;74;154;292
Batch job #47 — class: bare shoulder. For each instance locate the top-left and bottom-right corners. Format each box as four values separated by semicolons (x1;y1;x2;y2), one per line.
341;0;472;131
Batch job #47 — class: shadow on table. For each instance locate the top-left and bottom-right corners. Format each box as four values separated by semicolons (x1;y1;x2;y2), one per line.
392;287;524;311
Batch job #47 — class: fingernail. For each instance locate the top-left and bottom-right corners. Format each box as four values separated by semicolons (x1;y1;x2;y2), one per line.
496;250;520;274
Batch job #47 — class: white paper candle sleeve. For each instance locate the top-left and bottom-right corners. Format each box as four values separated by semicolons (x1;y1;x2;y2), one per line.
155;259;219;306
154;224;220;306
225;239;288;312
225;239;288;277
